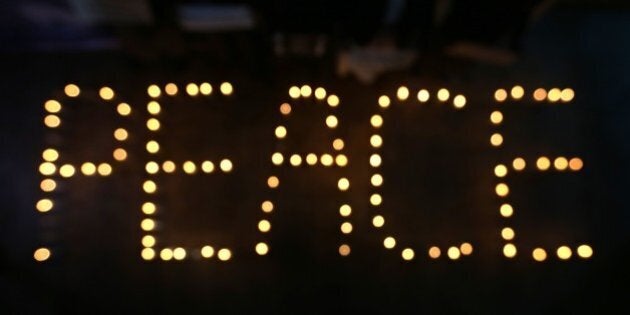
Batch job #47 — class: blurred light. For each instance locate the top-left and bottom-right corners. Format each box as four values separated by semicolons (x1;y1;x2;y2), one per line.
39;162;56;176
220;159;233;172
370;194;382;206
97;163;112;176
141;218;155;231
34;248;51;262
59;164;75;178
142;202;156;215
397;86;409;100
163;161;176;173
143;180;157;193
220;82;233;95
146;141;160;154
378;95;390;108
217;249;232;261
275;126;287;139
114;128;128;141
500;204;513;217
494;164;508;177
501;227;515;240
147;85;161;98
272;152;284;165
370;115;383;128
383;237;396;249
147;101;161;115
117;103;132;116
437;88;450;101
113;148;127;161
141;248;155;260
81;162;96;175
183;161;196;174
490;133;503;146
340;222;353;234
339;204;351;217
64;84;80;97
36;199;53;212
279;103;291;115
320;154;334;166
557;246;572;260
372;215;384;228
577;244;593;259
338;178;350;191
142;235;156;247
261;200;274;213
290;154;302;166
332;139;345;151
326;115;338;128
490;111;503;124
370;135;383;148
428;246;441;258
42;148;59;162
173;247;186;260
160;248;173;261
339;244;351;256
417;89;429;102
371;174;383;186
40;179;56;192
201;161;214;173
560;88;575;102
327;95;340;107
289;86;300;98
99;87;114;100
314;87;326;100
45;100;61;113
554;157;569;170
44;115;61;128
532;248;547;262
447;246;461;260
145;162;159;174
510;85;524;99
335;155;348;167
267;176;279;188
256;242;269;255
306;153;318;165
201;246;214;258
369;154;382;167
300;85;312;97
536;156;551;171
200;82;212;95
533;88;547;101
512;157;526;171
547;88;561;102
569;157;583;171
402;248;415;260
186;83;199;96
460;243;473;255
495;183;509;197
453;95;466;108
494;89;507;102
503;243;517;258
165;83;178;95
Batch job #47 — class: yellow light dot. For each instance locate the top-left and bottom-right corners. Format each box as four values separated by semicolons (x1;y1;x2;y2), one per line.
256;242;269;255
289;154;302;166
320;154;334;166
145;161;159;174
165;83;178;95
45;100;61;113
372;215;385;228
460;243;473;255
370;134;383;148
338;178;350;191
143;180;157;194
314;87;326;99
99;86;114;100
340;222;353;234
142;235;156;247
40;179;56;192
533;88;547;101
173;247;186;260
44;115;61;128
42;148;59;162
554;157;569;170
332;139;345;151
217;248;232;261
306;153;318;165
417;89;430;102
494;88;507;102
569;157;583;171
428;246;441;259
383;237;396;249
183;161;196;174
201;161;214;173
495;183;509;197
397;86;409;100
536;156;551;171
501;227;515;240
512;157;526;171
114;128;128;141
142;202;156;215
511;85;524;99
339;204;351;217
261;200;274;213
141;248;155;260
289;86;300;98
437;88;450;102
258;219;271;232
548;88;561;102
113;148;127;161
503;243;517;258
560;88;575;102
39;162;56;176
500;204;513;217
577;244;593;259
64;84;80;97
163;161;176;173
280;103;291;115
490;111;503;124
494;164;508;178
402;248;415;260
146;141;160;154
275;126;287;139
271;152;284;165
453;95;466;108
59;164;75;178
532;248;547;261
186;83;199;96
146;119;161;132
369;154;382;167
220;159;233;172
97;163;112;176
447;246;461;260
300;85;312;97
220;82;233;95
371;174;383;186
557;246;572;260
81;162;96;175
117;103;131;116
267;176;279;188
370;193;382;206
378;95;390;108
141;218;155;231
335;155;348;167
490;133;503;146
327;94;340;107
325;115;338;128
147;101;161;115
201;246;214;258
36;199;53;212
160;248;173;261
200;82;212;95
34;248;51;262
147;84;161;98
371;115;383;128
339;244;351;256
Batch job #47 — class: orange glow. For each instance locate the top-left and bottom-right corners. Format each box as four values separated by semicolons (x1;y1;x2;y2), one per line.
267;176;279;188
40;179;56;192
512;157;526;171
97;163;112;176
569;157;583;171
339;244;351;256
279;103;291;115
45;100;61;113
44;115;61;128
428;246;441;258
460;243;473;255
114;128;128;141
113;148;127;161
261;200;274;213
99;87;114;100
332;138;345;150
165;83;178;95
64;84;80;97
494;89;507;102
533;88;547;101
162;161;176;173
34;248;51;262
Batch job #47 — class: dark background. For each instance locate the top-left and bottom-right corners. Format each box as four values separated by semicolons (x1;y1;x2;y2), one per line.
1;0;629;313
